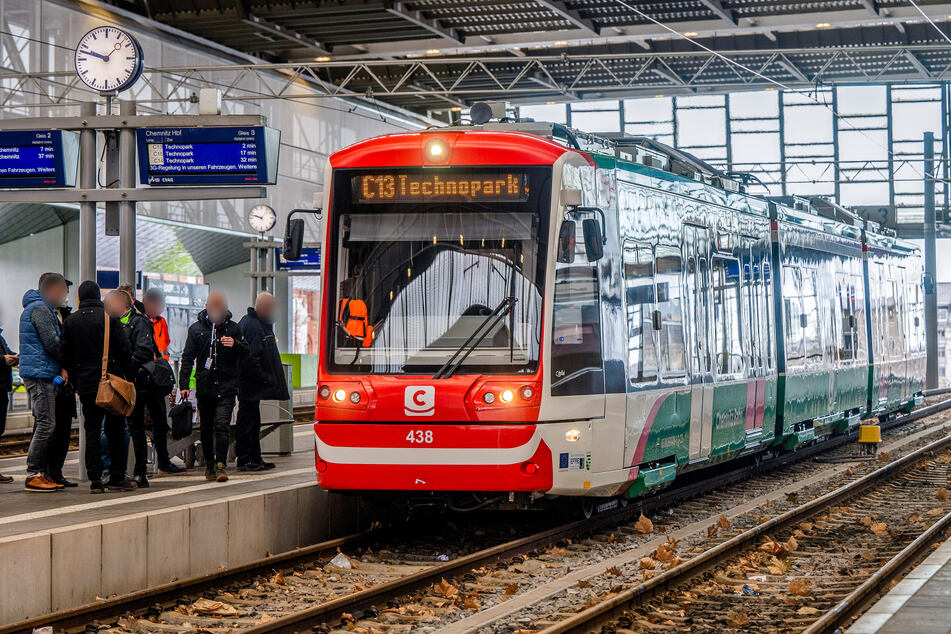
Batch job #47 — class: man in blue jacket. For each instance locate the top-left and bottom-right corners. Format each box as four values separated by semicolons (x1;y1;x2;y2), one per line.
19;273;70;492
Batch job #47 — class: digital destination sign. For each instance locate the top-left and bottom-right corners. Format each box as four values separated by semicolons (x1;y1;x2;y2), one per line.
0;130;79;188
354;172;529;204
136;126;280;186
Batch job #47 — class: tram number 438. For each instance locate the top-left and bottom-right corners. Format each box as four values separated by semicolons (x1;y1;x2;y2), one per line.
406;430;434;444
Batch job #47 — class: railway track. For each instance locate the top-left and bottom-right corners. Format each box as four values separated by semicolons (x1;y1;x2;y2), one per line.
535;433;951;633
9;400;951;634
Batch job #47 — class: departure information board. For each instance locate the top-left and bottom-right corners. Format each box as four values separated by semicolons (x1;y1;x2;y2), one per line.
0;130;79;187
136;126;280;186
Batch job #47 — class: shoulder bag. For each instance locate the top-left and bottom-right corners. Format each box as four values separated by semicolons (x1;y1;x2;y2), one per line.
95;313;137;416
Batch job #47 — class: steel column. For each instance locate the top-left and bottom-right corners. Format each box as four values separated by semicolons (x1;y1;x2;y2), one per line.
925;131;939;390
118;100;137;287
78;102;97;284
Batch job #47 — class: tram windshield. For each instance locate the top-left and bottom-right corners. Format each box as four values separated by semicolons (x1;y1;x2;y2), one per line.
326;167;551;375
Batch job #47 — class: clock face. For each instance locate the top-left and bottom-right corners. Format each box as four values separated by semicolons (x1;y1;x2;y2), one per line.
74;26;143;94
249;204;277;233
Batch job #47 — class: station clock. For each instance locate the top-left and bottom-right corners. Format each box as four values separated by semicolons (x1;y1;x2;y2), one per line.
74;26;144;94
248;204;277;234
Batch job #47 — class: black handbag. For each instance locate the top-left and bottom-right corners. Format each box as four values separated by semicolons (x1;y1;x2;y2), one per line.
169;400;194;440
140;357;175;396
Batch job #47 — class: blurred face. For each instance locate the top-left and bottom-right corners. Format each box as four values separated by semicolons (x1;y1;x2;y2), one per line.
206;292;228;324
255;294;276;324
104;293;128;318
43;281;69;308
144;297;164;319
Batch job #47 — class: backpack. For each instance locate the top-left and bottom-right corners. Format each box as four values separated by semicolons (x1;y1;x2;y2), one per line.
169;400;194;440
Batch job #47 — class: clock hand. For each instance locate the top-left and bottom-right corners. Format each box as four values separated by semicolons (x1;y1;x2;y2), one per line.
81;48;110;62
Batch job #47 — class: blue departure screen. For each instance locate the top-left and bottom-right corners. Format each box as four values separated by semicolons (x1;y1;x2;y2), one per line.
136;126;280;186
0;130;78;188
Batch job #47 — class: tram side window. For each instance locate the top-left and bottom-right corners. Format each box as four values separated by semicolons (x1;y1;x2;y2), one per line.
655;247;686;379
762;260;775;370
906;282;923;354
711;256;743;376
623;242;658;384
886;274;903;360
836;273;858;362
852;275;868;362
801;269;822;363
783;266;805;368
551;236;604;396
742;248;771;373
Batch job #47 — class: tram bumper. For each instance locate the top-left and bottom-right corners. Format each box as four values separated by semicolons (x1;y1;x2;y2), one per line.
313;423;553;492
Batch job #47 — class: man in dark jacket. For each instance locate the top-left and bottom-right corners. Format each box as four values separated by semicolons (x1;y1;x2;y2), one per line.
60;281;137;493
19;273;69;492
179;290;249;483
236;293;289;472
0;325;17;483
106;289;156;488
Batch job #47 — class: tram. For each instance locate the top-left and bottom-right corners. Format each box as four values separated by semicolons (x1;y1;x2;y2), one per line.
288;114;925;509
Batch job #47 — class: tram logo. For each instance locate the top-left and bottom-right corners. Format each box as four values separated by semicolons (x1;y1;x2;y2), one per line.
404;386;436;416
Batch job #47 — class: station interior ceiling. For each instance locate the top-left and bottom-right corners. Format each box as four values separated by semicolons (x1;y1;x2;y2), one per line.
98;1;951;114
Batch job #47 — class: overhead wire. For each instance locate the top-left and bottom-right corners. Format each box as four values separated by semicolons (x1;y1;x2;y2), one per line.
610;0;943;187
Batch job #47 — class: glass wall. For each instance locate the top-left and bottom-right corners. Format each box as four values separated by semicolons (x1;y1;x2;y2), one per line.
520;84;949;222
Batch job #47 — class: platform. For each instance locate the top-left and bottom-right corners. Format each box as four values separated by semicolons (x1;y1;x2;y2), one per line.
0;424;366;626
850;536;951;633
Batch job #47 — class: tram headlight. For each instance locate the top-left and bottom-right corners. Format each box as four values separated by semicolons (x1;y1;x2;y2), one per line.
483;392;496;404
423;137;449;162
332;389;347;402
500;389;514;403
349;391;362;404
565;429;581;442
520;386;534;401
318;385;331;400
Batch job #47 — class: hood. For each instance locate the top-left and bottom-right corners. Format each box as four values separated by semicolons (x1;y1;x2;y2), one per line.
22;289;43;308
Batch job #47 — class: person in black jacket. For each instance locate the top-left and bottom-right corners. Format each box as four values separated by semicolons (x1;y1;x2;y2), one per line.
236;293;290;472
0;324;17;484
48;301;78;488
179;290;249;483
60;281;136;493
105;289;156;488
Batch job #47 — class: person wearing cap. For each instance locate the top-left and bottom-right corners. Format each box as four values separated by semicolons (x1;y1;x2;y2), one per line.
143;287;181;473
19;272;70;492
60;281;136;493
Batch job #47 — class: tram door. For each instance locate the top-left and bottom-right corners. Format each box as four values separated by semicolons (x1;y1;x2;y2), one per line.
684;225;714;461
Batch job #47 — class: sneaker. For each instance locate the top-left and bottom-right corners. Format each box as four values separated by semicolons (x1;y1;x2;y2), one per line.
50;475;78;488
90;480;105;494
237;462;268;472
25;474;61;492
215;462;228;483
158;462;185;475
104;478;138;492
205;465;217;481
133;474;150;489
260;461;276;470
0;473;13;483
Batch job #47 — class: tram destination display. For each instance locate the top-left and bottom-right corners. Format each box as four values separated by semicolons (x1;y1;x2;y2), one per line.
0;130;80;188
354;171;529;204
136;126;280;186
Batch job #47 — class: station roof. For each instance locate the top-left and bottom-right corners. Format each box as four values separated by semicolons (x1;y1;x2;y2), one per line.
102;1;951;115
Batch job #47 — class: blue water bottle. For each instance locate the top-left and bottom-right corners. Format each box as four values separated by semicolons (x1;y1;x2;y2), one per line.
52;375;64;387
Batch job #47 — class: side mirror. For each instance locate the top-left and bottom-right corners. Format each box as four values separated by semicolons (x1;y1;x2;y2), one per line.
283;217;306;261
557;220;576;263
582;218;604;262
651;309;662;331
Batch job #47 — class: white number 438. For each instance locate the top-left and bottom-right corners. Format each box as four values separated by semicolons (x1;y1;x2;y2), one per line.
406;429;434;444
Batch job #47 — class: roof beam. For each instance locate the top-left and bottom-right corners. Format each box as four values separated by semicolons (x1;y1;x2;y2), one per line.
383;2;464;45
242;13;332;55
777;55;808;82
533;1;600;35
857;0;879;15
697;0;737;26
903;50;931;78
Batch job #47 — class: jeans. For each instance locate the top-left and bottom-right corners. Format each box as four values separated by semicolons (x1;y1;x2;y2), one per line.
197;395;234;466
24;378;56;475
235;400;262;467
81;397;127;482
46;385;74;479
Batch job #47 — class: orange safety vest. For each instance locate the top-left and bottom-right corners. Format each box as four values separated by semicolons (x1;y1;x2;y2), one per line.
152;316;170;360
338;298;374;348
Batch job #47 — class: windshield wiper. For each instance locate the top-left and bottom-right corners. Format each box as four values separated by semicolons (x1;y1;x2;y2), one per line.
433;296;517;380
